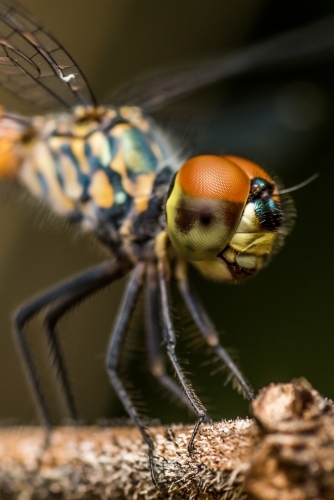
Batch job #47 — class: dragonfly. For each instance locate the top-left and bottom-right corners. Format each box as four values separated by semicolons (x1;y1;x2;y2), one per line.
0;0;333;484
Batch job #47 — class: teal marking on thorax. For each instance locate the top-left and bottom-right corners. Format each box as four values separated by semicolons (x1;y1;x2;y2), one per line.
120;128;157;174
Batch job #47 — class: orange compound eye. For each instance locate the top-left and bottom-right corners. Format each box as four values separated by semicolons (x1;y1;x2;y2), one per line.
225;155;275;184
178;155;250;204
166;155;251;261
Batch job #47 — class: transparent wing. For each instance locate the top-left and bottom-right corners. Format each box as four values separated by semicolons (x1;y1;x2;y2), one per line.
110;14;334;112
0;0;96;111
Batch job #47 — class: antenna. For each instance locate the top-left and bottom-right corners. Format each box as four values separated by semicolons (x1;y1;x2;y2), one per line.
277;173;319;195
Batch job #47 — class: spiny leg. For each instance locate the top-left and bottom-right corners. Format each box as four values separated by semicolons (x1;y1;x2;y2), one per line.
157;259;206;453
106;262;158;484
176;258;254;400
14;259;131;427
145;262;197;415
44;294;87;423
43;259;132;422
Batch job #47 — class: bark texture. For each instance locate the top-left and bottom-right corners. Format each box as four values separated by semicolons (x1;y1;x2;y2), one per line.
0;379;333;500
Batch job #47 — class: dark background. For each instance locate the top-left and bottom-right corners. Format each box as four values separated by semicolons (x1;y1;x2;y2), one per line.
0;0;333;426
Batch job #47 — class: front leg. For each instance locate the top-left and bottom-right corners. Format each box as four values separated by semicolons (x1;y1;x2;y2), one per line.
155;233;207;453
176;257;254;401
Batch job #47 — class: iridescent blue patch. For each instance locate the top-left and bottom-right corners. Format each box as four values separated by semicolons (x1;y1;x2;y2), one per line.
249;177;282;231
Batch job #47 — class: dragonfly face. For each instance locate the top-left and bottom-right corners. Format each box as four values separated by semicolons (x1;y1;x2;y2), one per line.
166;155;288;281
0;0;332;484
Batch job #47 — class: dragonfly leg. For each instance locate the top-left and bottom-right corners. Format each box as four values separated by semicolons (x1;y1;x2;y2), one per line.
176;258;254;401
157;260;206;454
43;259;132;422
106;262;158;484
145;262;197;415
14;259;130;428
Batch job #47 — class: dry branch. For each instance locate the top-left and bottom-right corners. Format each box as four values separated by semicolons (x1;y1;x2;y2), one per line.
0;379;334;500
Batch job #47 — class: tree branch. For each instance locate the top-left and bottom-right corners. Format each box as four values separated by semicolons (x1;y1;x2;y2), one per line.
0;379;333;500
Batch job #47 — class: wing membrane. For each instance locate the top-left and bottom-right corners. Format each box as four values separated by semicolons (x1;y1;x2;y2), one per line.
110;15;334;112
0;0;96;110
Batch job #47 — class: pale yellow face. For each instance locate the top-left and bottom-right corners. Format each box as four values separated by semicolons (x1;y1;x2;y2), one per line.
166;155;283;282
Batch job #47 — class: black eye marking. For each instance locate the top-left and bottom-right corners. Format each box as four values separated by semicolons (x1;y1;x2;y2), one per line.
175;201;215;234
199;212;212;226
175;200;195;234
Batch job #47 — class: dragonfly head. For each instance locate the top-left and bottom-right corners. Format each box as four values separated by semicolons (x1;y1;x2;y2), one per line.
165;155;287;282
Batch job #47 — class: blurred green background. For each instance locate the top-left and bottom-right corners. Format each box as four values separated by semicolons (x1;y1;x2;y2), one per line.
0;0;333;426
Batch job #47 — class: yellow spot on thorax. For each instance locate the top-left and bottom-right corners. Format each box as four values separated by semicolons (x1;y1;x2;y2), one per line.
71;138;90;175
89;170;114;209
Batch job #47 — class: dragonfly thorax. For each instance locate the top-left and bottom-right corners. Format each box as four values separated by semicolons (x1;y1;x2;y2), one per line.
0;106;175;254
